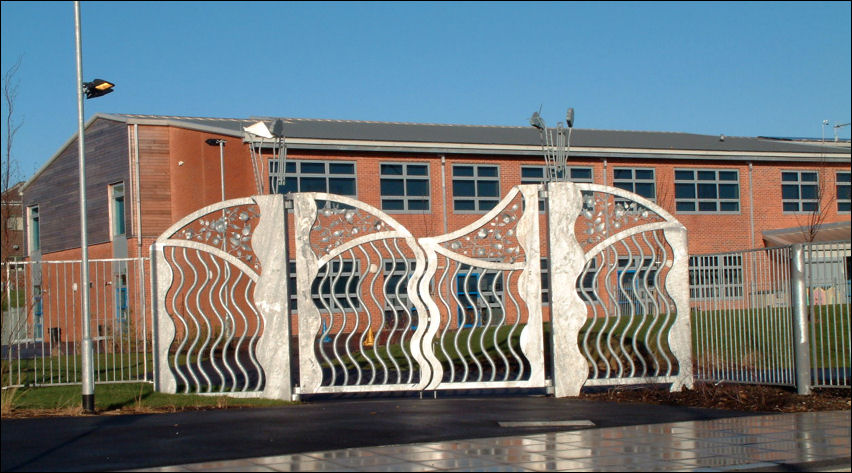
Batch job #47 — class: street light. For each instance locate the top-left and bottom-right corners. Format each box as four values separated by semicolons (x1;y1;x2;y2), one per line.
75;1;115;414
205;138;227;203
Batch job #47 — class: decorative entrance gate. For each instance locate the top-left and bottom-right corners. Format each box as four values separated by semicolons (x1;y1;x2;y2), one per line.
151;182;692;400
293;185;544;394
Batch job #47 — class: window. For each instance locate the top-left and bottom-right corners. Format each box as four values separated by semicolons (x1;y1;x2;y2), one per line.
781;171;819;213
613;168;656;202
674;169;740;213
521;165;593;211
837;171;850;213
383;260;418;311
540;258;550;304
33;285;43;340
269;160;357;197
27;206;39;254
110;182;126;237
453;164;500;212
380;163;430;212
689;255;743;300
454;264;504;327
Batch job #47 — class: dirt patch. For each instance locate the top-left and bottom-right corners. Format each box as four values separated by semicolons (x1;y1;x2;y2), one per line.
580;382;851;412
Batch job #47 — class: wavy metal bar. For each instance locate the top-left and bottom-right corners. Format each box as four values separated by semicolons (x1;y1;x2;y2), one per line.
342;250;361;385
478;269;497;381
435;256;454;382
504;270;524;382
370;242;390;384
328;255;348;386
381;239;403;384
182;248;202;392
194;251;214;392
219;262;237;390
206;254;226;391
355;244;377;385
642;232;662;376
229;271;250;391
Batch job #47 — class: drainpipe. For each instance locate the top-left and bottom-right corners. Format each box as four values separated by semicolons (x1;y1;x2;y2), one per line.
748;162;755;249
133;123;148;380
440;155;448;235
602;158;608;186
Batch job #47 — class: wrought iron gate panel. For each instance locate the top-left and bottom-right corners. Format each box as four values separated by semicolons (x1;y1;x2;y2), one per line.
418;185;545;390
549;182;692;397
293;185;544;394
152;196;291;399
293;193;431;394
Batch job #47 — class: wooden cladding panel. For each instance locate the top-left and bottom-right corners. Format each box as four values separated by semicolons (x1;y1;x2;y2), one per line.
137;126;173;238
23;118;129;254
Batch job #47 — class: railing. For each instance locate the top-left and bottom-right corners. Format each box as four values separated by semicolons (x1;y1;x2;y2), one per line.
691;241;850;391
1;258;152;388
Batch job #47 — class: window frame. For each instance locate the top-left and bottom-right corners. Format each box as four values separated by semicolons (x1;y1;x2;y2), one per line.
268;159;358;198
612;167;656;202
109;182;126;238
27;205;40;255
452;164;501;213
836;171;851;214
674;168;740;214
689;254;743;300
781;170;820;214
379;162;431;213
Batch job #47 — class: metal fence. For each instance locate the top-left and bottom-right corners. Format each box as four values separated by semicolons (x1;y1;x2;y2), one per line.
2;258;151;388
691;241;850;391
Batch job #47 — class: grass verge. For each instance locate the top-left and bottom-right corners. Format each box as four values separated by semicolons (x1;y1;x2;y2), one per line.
1;382;294;418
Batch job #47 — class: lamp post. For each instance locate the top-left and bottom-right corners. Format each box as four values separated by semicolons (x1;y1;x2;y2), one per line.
205;138;227;251
75;0;115;414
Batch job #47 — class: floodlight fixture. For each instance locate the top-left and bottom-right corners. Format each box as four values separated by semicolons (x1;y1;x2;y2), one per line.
529;111;545;130
566;108;574;128
271;119;286;138
83;78;115;99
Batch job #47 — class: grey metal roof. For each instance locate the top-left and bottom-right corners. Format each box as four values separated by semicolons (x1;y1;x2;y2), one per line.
101;113;850;155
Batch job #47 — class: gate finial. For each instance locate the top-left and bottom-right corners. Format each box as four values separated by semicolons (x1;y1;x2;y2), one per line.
530;107;575;183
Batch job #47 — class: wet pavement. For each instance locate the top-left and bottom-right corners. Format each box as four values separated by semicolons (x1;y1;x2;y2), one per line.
1;396;849;472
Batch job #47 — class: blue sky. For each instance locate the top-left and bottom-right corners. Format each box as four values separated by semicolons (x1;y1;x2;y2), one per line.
1;1;850;182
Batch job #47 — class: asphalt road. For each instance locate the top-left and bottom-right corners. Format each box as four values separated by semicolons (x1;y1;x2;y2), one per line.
1;394;760;472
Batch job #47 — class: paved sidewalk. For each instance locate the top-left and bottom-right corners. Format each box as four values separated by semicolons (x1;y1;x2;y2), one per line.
135;410;850;472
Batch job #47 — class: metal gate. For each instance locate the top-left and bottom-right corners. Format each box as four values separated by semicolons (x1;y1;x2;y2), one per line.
151;183;692;400
293;185;544;394
548;182;693;397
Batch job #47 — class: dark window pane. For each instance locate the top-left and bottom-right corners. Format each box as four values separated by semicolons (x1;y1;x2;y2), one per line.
285;162;296;173
613;169;632;180
698;170;715;181
381;164;404;176
479;200;499;211
453;166;474;177
698;201;717;212
455;200;475;211
635;169;654;180
783;202;799;212
522;167;544;179
477;180;499;197
675;170;694;180
408;165;428;176
381;179;404;196
718;184;738;199
613;182;633;192
677;202;695;212
801;202;818;212
406;179;429;196
329;163;354;175
571;168;592;180
782;185;799;199
301;177;326;192
453;180;476;197
718;171;737;181
801;172;818;182
781;172;798;182
329;178;356;195
838;173;851;183
839;202;850;212
635;182;655;198
697;183;717;198
382;199;404;211
408;200;429;211
801;185;818;200
478;166;498;177
301;162;325;174
838;184;851;199
675;183;695;198
720;202;739;212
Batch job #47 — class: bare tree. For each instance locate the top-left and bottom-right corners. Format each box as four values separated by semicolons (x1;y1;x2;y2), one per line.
3;56;24;257
796;163;836;243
